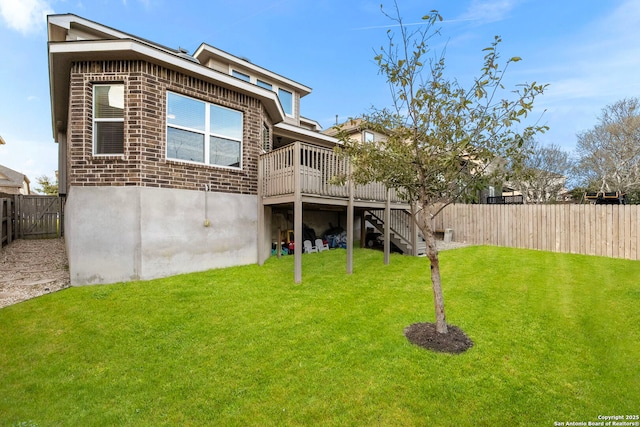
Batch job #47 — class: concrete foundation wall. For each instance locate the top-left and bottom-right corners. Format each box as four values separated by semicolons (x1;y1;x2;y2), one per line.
65;186;258;285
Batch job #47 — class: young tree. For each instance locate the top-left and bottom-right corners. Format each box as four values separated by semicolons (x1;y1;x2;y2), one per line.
34;175;58;195
509;140;573;204
335;5;547;337
574;98;640;195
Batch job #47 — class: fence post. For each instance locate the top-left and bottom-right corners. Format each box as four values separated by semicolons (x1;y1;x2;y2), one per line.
1;198;4;246
14;195;20;239
7;198;12;244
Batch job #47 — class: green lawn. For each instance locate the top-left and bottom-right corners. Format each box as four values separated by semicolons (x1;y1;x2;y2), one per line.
1;246;639;426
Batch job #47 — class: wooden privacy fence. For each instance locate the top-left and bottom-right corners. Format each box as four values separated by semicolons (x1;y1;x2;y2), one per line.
434;204;640;261
1;197;15;247
0;195;64;247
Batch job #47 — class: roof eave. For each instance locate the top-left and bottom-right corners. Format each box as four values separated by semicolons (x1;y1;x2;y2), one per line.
273;122;341;148
48;38;285;139
193;43;312;97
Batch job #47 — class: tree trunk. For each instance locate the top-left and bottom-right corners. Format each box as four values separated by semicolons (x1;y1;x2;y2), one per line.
417;206;448;334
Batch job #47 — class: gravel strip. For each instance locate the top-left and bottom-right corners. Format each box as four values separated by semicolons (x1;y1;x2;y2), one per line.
0;238;70;309
436;240;470;251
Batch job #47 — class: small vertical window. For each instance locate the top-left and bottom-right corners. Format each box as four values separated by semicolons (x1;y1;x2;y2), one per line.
232;70;250;82
93;84;124;154
278;88;293;116
262;123;271;153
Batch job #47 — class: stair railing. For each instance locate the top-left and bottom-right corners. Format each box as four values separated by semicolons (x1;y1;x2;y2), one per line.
367;208;416;250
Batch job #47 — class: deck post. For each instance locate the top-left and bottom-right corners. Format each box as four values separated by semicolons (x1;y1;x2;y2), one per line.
360;212;366;248
257;154;265;265
276;227;282;259
384;188;391;264
294;141;302;283
411;203;419;256
346;170;354;274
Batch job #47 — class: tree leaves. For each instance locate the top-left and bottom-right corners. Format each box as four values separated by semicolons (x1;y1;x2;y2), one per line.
333;3;547;334
574;97;640;194
335;6;547;211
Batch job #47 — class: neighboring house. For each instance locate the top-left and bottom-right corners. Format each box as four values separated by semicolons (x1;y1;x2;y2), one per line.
0;164;31;195
327;118;504;206
503;171;568;204
48;14;410;286
323;118;388;144
322;119;426;254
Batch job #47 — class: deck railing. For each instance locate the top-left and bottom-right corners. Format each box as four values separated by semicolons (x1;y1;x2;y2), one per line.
261;142;403;203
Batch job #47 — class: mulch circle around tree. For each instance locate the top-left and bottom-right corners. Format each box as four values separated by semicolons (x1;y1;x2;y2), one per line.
404;322;474;354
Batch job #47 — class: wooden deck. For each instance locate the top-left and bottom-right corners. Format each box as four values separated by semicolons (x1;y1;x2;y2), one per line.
259;141;408;208
257;141;417;283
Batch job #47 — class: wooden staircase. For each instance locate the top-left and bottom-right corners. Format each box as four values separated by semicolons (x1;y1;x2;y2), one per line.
365;209;426;256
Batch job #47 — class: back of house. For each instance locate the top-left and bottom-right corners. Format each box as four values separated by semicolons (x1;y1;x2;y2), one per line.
47;14;340;285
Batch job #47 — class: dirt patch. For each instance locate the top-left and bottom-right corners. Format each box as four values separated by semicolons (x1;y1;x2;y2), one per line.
404;322;474;354
0;238;70;309
436;240;469;251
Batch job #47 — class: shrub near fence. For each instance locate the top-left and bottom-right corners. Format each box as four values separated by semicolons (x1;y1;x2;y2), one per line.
434;204;640;261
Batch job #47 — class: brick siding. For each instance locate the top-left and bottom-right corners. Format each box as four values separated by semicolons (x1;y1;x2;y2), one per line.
66;60;271;195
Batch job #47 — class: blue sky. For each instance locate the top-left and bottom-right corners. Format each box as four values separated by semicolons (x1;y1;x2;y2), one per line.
1;0;639;189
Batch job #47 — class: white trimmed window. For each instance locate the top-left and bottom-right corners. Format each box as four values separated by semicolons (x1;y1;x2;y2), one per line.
93;84;124;155
166;92;243;169
278;88;293;116
257;80;272;90
364;131;374;143
231;70;250;82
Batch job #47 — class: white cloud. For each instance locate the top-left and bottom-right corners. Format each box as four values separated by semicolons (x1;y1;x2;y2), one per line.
0;140;58;182
460;0;518;24
515;0;640;152
540;1;640;108
0;0;53;35
122;0;153;8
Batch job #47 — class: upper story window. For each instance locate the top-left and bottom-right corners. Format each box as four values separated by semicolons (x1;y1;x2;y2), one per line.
227;69;295;118
93;84;124;155
166;92;243;169
231;70;250;82
364;131;375;143
278;88;293;116
257;80;272;90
